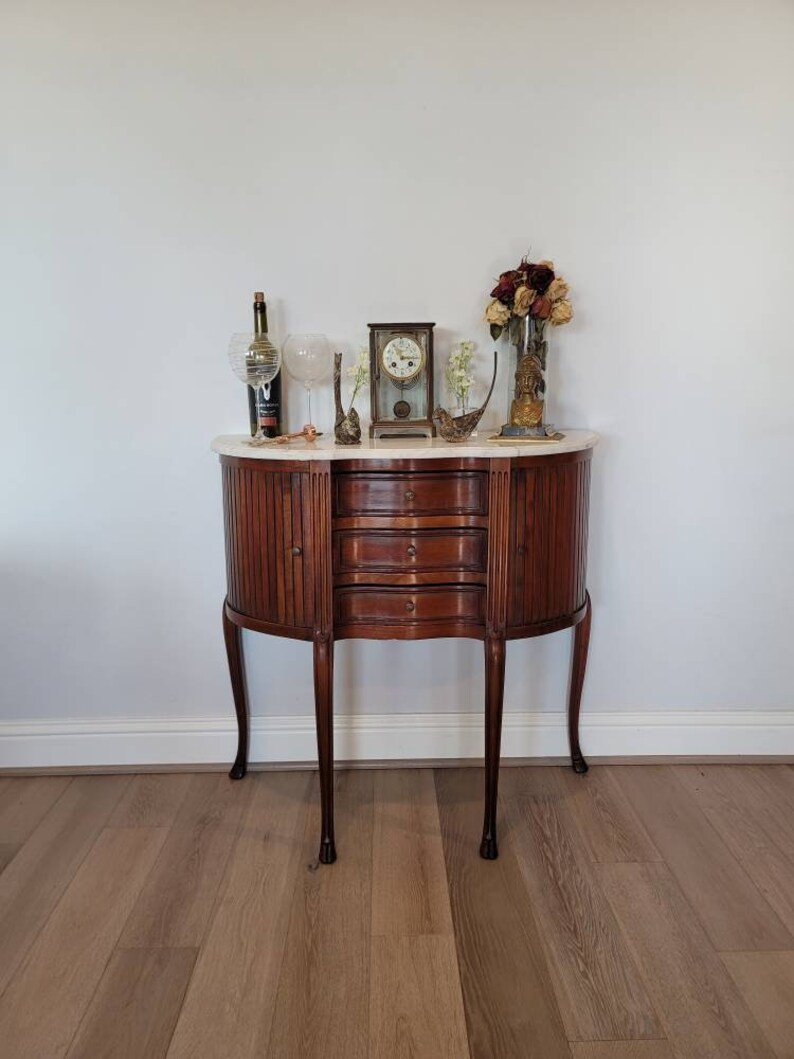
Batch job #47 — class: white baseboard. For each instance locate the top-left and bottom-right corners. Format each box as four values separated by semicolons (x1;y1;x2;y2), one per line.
0;710;792;770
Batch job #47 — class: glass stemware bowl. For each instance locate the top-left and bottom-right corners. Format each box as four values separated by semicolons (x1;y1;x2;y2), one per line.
228;332;282;445
282;333;331;431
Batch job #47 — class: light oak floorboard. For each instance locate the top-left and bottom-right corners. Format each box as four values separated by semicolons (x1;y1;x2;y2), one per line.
66;947;197;1059
721;951;794;1059
678;764;794;858
597;861;777;1059
370;935;470;1059
266;770;374;1059
435;767;572;1059
109;773;193;828
0;826;167;1059
0;775;72;850
119;772;250;948
570;1045;674;1058
502;769;661;1042
553;766;662;864
372;768;454;936
613;766;792;951
673;766;794;936
0;775;130;995
166;771;312;1059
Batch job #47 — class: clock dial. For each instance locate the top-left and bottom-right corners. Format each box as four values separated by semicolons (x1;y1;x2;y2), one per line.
381;336;424;383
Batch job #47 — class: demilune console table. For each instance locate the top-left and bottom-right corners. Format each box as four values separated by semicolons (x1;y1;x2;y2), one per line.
211;432;598;864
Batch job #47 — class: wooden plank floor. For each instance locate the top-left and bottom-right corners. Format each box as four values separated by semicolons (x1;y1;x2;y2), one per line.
0;765;792;1058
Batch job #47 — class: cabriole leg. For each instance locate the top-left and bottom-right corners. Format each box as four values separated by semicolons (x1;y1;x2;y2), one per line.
481;634;506;860
313;636;336;864
568;591;592;774
223;601;248;780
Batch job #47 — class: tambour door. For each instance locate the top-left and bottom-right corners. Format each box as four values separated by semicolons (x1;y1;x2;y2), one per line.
508;452;591;629
222;461;315;630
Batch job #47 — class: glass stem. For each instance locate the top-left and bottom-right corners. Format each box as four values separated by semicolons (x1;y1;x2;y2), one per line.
307;386;312;427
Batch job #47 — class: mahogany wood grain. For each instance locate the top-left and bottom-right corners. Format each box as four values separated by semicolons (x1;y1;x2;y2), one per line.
333;527;487;576
508;455;590;628
223;601;248;780
222;462;313;630
310;462;335;864
217;449;594;861
335;584;485;629
568;591;592;773
334;471;488;517
481;458;510;859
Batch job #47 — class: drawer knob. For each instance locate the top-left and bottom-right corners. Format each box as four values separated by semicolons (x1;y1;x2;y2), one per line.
407;544;417;557
404;600;415;613
291;546;302;557
404;490;416;501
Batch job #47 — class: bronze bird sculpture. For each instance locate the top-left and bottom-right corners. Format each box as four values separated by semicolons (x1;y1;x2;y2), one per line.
433;351;498;443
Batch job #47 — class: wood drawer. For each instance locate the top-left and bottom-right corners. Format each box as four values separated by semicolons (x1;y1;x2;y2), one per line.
333;529;487;575
333;472;487;517
335;586;485;626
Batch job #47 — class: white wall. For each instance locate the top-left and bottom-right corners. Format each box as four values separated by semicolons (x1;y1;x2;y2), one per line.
2;0;793;765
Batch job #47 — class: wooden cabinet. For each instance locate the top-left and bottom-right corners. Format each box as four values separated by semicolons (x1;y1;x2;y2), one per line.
216;441;595;865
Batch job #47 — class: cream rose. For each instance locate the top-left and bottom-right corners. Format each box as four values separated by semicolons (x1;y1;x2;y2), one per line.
549;299;573;326
547;277;570;303
485;299;511;326
512;285;536;317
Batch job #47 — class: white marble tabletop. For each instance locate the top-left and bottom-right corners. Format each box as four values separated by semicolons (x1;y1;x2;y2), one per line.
211;430;599;461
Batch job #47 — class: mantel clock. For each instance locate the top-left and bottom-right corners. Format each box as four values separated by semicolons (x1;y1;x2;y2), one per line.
368;322;435;438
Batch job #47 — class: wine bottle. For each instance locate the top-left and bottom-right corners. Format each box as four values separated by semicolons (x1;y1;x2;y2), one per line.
247;291;281;438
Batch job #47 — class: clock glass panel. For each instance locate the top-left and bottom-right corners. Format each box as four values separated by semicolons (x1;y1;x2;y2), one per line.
374;330;429;422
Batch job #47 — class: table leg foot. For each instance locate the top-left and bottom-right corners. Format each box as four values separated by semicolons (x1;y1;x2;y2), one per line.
571;752;589;775
479;835;499;860
229;759;247;780
319;838;337;864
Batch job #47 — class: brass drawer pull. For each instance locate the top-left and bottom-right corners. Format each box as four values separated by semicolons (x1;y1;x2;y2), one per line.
404;600;415;613
404;490;416;501
291;546;302;557
407;545;417;557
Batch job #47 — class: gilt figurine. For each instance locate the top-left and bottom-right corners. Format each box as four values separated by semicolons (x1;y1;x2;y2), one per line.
433;351;498;443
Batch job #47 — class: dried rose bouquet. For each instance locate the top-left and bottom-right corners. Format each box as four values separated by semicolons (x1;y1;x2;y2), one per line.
484;257;573;341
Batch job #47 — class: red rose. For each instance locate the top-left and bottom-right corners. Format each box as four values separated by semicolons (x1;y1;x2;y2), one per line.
529;264;554;293
531;295;552;319
490;270;522;304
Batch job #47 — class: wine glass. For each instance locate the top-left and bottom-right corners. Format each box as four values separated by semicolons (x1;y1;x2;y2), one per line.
228;332;282;445
282;333;331;432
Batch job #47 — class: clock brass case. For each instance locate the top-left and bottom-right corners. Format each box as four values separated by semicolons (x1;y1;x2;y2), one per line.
368;322;435;438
